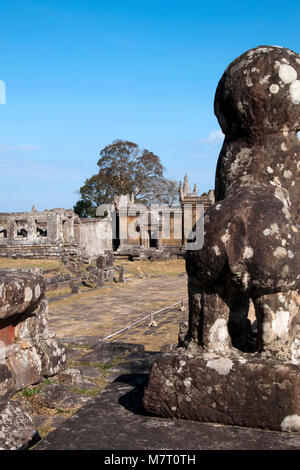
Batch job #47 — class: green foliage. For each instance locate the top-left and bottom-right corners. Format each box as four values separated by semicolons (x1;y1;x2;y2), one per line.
74;140;179;216
44;377;55;385
19;386;42;397
69;387;101;397
73;198;96;218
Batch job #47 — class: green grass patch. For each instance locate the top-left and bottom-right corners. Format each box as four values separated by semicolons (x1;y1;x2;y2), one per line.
19;386;42;397
68;355;123;374
43;377;56;386
55;408;72;414
69;387;101;397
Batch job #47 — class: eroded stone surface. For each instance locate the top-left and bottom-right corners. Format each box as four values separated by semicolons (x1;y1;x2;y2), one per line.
0;268;66;448
35;373;300;450
0;365;14;410
0;401;35;450
145;45;300;432
185;45;300;359
143;348;300;431
34;384;90;409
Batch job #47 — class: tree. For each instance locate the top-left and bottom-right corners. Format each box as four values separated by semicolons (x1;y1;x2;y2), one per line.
74;140;179;216
149;178;179;207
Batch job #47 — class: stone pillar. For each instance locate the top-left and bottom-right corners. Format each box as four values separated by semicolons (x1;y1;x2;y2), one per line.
118;210;128;248
47;213;60;241
7;218;15;240
118;266;124;283
27;215;36;241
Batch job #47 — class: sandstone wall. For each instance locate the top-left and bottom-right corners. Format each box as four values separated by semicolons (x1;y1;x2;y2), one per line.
79;218;112;260
0;268;66;449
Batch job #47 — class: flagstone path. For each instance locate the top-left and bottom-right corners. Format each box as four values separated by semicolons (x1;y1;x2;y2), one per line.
48;276;189;350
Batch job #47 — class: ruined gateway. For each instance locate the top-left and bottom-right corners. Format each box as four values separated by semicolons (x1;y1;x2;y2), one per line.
143;45;300;432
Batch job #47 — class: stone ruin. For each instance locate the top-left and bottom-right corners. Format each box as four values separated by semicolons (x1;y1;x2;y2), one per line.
0;269;66;449
110;178;213;258
143;45;300;432
0;207;112;262
0;184;214;263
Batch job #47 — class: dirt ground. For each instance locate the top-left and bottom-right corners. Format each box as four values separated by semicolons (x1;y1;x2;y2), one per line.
48;275;189;351
0;257;188;351
1;257;256;351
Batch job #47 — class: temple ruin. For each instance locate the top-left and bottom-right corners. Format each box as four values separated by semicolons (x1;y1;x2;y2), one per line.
0;176;214;261
0;207;112;261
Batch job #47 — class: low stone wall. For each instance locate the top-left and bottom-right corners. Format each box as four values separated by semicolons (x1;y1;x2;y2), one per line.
0;243;80;259
114;247;186;261
44;273;74;291
0;268;66;449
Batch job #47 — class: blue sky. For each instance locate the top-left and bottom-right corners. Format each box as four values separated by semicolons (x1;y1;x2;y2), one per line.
0;0;299;211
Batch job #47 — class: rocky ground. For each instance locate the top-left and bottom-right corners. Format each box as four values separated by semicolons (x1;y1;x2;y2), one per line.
0;259;189;448
1;259;264;449
12;339;160;446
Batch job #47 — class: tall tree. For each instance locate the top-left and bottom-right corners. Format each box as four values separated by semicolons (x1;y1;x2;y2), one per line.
74;140;179;216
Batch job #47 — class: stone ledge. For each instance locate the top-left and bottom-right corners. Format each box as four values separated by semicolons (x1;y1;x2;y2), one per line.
143;348;300;432
35;373;300;450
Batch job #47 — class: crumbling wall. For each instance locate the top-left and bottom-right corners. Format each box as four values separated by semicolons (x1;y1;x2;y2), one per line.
0;208;112;262
0;208;80;259
79;218;112;261
0;268;66;449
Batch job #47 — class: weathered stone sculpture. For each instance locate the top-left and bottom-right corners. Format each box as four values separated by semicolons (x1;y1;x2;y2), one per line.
143;45;300;432
0;268;66;449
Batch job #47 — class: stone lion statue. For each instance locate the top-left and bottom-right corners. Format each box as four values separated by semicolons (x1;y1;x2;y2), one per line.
185;45;300;361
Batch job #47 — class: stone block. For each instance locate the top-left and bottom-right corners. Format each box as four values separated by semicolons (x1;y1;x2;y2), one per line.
0;400;35;450
6;347;43;390
15;298;55;345
35;338;66;377
34;384;89;409
143;348;300;432
0;365;14;410
96;255;106;269
0;268;45;320
57;368;83;385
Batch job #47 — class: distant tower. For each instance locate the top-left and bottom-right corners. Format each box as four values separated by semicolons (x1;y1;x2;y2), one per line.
179;175;212;211
183;174;190;196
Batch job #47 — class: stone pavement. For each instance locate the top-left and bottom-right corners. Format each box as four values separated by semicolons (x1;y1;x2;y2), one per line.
35;275;300;450
48;277;189;350
35;346;300;451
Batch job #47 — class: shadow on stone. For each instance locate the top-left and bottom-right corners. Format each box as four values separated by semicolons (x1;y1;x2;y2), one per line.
116;373;150;416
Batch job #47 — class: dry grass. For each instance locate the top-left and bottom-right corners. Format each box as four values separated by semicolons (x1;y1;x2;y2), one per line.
0;257;69;276
110;316;183;351
48;280;130;307
0;257;186;279
117;259;186;279
46;284;94;300
0;257;187;307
